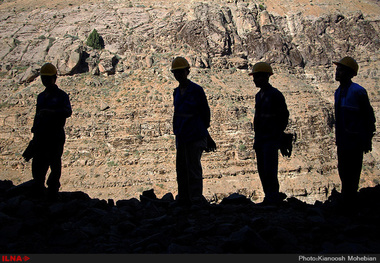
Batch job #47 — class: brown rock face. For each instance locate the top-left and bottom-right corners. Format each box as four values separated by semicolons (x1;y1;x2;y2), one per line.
0;0;379;203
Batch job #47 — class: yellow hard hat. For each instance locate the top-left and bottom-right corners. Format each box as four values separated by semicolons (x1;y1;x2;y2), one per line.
171;57;190;71
249;62;273;76
333;56;358;76
40;63;57;76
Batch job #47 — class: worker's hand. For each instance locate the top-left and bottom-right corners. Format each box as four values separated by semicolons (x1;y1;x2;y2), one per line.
205;134;216;152
364;142;372;153
363;134;374;153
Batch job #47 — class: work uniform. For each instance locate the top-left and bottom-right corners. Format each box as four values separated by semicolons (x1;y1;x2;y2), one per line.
173;80;210;203
334;82;376;201
254;85;289;204
32;85;72;195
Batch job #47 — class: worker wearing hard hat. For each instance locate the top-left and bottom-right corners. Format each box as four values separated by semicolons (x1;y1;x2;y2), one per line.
250;62;289;205
171;56;215;206
29;63;72;200
333;56;376;205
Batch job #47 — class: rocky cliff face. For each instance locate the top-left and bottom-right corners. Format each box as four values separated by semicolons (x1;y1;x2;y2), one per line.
0;0;379;203
1;0;379;77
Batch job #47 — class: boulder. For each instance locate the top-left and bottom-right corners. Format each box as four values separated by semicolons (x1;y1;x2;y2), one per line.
98;50;118;75
17;64;40;84
45;38;83;75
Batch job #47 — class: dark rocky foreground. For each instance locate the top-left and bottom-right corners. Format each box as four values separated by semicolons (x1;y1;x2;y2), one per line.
0;180;379;254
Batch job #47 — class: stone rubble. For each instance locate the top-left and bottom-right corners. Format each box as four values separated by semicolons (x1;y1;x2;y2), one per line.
0;180;379;254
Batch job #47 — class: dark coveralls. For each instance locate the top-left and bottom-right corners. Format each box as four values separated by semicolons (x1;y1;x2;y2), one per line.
173;81;210;203
335;82;376;202
31;85;72;193
254;85;289;203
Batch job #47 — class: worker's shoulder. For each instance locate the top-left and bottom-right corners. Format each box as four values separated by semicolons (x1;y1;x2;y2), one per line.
350;82;369;97
269;85;286;98
189;81;206;93
350;82;366;92
189;80;203;89
56;87;70;97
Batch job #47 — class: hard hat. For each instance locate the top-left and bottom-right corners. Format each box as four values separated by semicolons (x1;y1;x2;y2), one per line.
171;57;190;71
249;62;273;76
40;63;57;76
333;56;358;76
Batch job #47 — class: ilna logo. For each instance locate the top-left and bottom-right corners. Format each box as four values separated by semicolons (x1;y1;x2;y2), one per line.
1;256;30;262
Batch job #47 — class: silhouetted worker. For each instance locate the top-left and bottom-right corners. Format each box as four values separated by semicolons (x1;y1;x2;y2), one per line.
333;56;376;204
250;62;289;205
171;57;212;205
31;63;72;200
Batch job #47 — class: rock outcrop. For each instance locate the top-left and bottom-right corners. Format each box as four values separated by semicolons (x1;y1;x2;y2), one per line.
0;1;379;81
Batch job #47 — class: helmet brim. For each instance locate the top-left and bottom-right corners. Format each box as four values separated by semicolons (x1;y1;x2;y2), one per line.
248;72;273;76
171;66;190;72
40;73;57;76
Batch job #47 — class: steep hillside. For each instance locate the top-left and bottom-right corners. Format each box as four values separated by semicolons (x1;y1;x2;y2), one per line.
0;0;379;203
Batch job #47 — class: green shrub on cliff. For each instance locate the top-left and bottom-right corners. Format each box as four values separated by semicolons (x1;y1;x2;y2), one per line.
86;29;104;50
